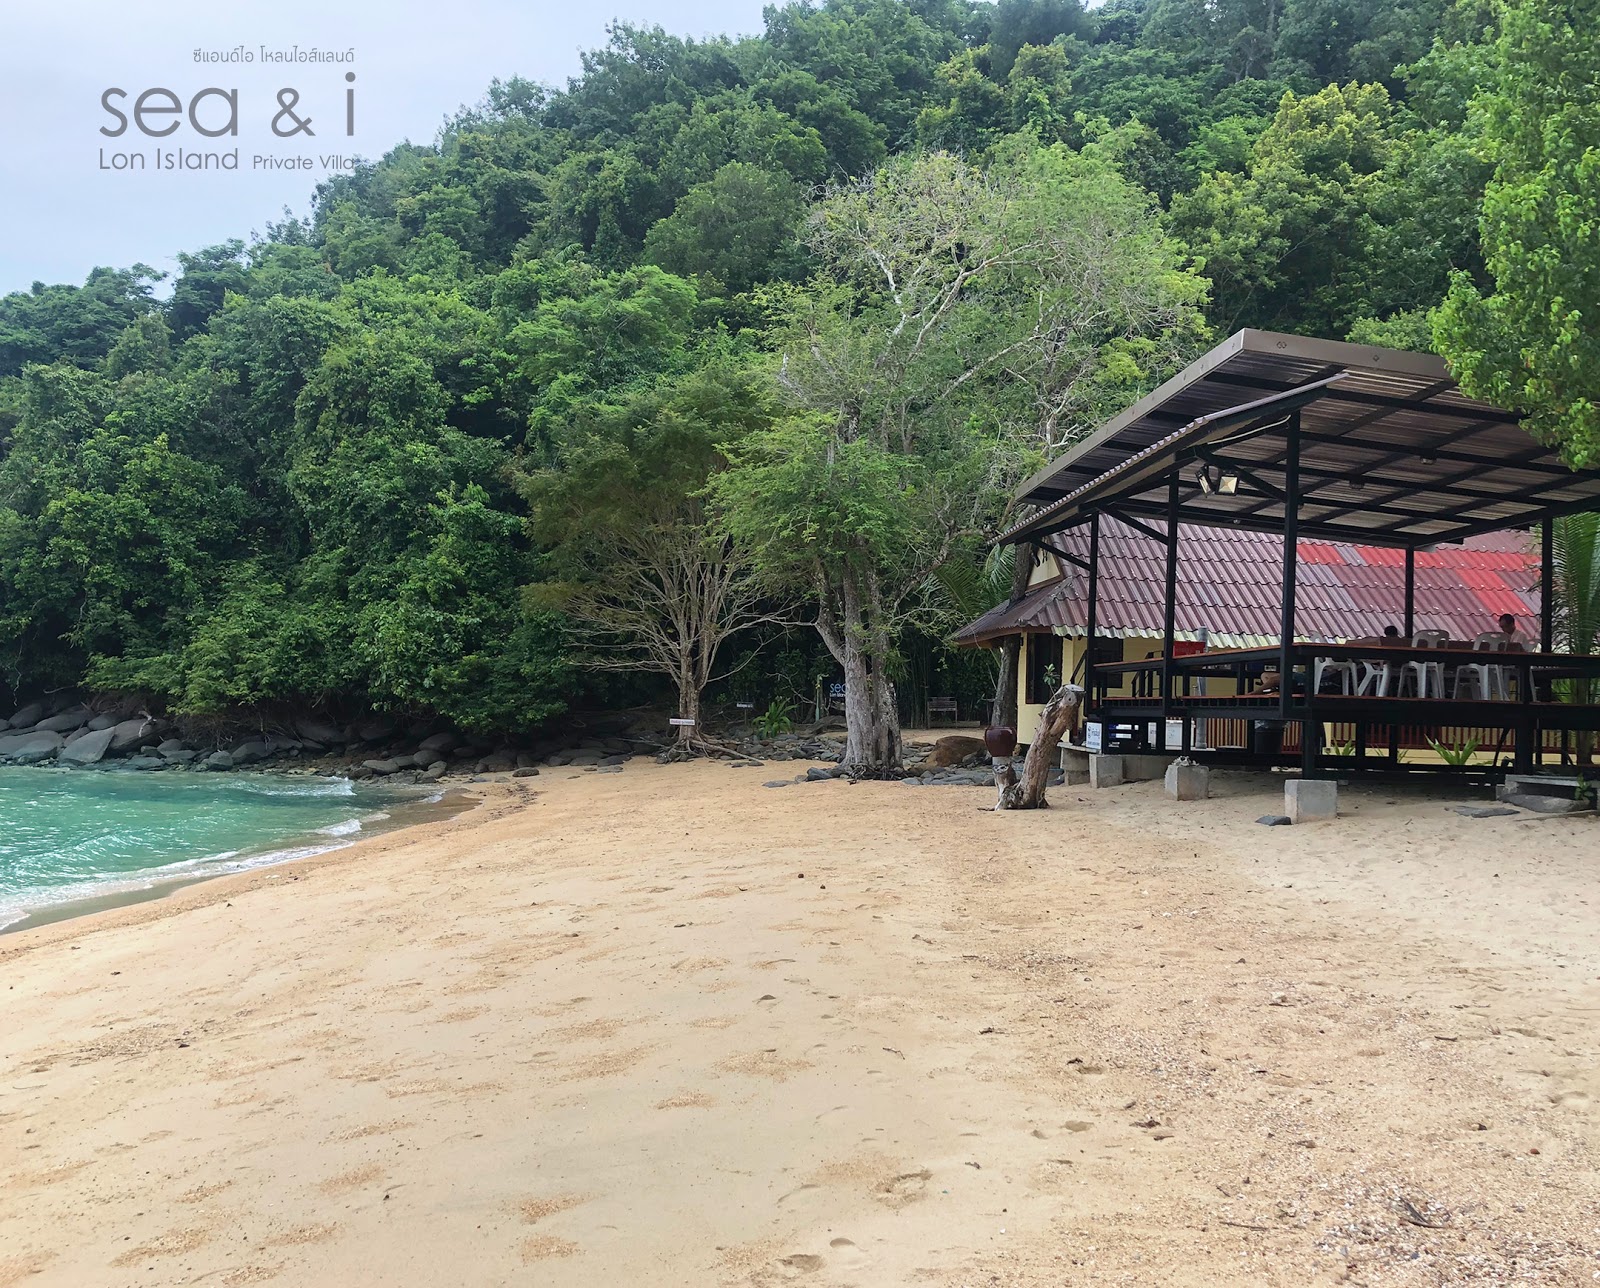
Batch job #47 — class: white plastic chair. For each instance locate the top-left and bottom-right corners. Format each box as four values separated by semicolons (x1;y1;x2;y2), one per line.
1357;654;1396;696
1399;630;1449;698
1314;655;1359;695
1453;632;1512;701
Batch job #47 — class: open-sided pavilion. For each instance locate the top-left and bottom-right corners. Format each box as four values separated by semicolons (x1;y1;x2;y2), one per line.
997;330;1600;778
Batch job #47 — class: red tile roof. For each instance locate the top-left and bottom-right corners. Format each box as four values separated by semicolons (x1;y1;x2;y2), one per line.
953;521;1540;647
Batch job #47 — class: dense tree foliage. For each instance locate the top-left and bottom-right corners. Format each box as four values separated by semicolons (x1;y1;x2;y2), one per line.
1435;0;1600;465
0;0;1582;734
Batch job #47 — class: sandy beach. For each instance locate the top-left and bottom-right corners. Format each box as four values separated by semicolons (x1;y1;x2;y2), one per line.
3;760;1598;1286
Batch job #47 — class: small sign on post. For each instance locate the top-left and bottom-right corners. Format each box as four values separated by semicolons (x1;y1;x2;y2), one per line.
1083;721;1103;753
669;717;696;726
735;702;754;710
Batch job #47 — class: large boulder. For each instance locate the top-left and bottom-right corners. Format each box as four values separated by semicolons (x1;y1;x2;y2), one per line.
5;731;64;763
914;734;987;770
36;708;92;734
108;718;160;753
203;750;234;770
362;758;400;775
354;715;396;743
231;740;272;764
417;731;458;756
295;716;344;745
60;728;115;765
8;702;45;729
86;713;118;732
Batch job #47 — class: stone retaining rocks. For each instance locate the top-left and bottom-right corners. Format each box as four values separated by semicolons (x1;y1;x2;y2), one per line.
5;732;65;762
295;717;344;745
204;750;234;770
60;728;116;765
36;709;92;733
8;703;45;728
125;756;166;771
109;718;159;753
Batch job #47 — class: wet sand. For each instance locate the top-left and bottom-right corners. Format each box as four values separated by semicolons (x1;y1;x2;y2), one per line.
1;763;1596;1286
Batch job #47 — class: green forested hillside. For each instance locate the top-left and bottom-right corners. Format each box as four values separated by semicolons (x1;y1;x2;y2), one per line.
0;0;1592;745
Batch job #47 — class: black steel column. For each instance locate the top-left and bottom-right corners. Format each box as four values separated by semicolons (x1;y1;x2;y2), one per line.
1279;412;1300;723
1403;546;1415;640
1085;512;1100;704
1541;516;1555;652
1160;468;1181;750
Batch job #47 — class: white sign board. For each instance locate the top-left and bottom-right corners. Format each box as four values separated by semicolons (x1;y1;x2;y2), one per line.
669;717;696;726
1083;721;1103;752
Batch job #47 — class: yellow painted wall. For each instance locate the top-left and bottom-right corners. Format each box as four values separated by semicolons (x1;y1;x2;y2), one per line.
1014;632;1246;745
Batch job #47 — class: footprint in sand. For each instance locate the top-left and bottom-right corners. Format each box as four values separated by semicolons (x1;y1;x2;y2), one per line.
778;1253;824;1275
876;1168;932;1208
829;1237;868;1267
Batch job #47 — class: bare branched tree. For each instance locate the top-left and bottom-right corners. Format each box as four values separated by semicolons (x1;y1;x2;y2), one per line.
550;499;792;755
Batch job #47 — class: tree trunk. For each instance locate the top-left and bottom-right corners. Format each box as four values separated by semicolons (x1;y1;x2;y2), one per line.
992;636;1020;728
834;569;904;775
676;671;699;751
994;685;1081;810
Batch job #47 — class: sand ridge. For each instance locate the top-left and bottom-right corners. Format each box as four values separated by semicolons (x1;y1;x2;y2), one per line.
1;762;1597;1285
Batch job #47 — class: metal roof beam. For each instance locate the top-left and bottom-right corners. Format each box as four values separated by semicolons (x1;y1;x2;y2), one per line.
1294;429;1562;473
1203;370;1523;425
1102;510;1171;545
1107;499;1435;548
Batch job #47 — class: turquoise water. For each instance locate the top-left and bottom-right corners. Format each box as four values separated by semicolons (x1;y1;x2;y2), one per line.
0;767;426;928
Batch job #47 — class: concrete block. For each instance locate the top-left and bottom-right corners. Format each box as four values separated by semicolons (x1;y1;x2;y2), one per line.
1088;754;1125;789
1285;777;1337;823
1058;746;1091;786
1502;792;1589;815
1164;760;1210;801
1122;754;1176;782
1497;774;1586;803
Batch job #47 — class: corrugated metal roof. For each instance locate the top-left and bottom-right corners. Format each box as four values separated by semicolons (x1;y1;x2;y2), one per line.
952;521;1539;648
1001;329;1600;549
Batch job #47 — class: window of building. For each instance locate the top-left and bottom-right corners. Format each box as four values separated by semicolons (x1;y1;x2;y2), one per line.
1025;633;1064;705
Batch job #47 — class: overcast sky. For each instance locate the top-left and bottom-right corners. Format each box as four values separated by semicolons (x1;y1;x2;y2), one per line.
0;0;771;293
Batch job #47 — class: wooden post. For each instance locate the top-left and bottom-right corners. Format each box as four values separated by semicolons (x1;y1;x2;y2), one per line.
1403;546;1415;641
1085;512;1100;705
1541;516;1555;653
1160;468;1180;750
1279;412;1300;724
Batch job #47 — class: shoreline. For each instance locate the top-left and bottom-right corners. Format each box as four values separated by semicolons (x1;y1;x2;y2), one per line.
0;778;484;943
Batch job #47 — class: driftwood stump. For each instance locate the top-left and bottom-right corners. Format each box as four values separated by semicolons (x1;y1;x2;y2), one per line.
993;684;1082;810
